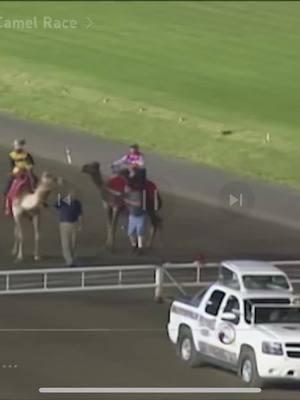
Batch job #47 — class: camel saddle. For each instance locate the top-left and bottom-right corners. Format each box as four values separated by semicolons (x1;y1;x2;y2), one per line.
5;173;35;216
106;175;127;208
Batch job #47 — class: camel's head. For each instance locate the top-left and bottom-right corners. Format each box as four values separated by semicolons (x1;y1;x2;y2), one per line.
82;162;100;176
39;172;57;190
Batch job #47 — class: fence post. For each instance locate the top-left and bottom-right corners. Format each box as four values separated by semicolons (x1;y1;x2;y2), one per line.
44;273;48;290
155;265;164;303
195;260;203;284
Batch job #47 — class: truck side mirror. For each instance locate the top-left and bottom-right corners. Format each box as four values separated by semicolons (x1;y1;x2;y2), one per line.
221;312;237;322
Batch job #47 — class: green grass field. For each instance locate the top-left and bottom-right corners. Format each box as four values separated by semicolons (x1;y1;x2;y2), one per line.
0;1;300;186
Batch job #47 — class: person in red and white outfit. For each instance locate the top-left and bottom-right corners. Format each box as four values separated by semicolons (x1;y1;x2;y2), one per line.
112;144;145;171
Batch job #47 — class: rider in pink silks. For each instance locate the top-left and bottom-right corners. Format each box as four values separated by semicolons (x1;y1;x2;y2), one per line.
5;166;35;217
112;144;145;175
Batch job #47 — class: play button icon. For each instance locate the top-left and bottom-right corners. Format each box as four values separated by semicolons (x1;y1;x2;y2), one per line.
229;193;243;207
219;181;254;211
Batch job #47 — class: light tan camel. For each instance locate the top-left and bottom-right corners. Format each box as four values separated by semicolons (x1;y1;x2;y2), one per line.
11;172;57;262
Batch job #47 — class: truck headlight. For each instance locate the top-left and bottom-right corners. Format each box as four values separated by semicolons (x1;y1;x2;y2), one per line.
262;341;283;355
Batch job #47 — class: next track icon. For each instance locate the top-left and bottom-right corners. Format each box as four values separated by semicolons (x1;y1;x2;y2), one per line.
219;181;255;212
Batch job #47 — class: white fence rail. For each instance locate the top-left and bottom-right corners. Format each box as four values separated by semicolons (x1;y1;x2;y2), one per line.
0;260;300;300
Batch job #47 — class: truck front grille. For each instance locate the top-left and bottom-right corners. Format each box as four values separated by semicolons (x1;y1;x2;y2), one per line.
286;351;300;358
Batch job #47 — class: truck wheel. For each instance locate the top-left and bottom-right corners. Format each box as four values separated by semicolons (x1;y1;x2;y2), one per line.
239;349;263;387
177;327;203;368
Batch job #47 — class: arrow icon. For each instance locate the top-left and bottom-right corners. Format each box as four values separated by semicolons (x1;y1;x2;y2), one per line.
220;182;254;211
57;193;72;206
62;194;72;206
86;17;93;29
229;193;243;207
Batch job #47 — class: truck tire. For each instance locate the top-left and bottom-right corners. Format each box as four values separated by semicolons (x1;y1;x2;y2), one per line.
239;348;263;387
177;327;203;368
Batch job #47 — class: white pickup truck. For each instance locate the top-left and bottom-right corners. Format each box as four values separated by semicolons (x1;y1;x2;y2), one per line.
167;260;300;386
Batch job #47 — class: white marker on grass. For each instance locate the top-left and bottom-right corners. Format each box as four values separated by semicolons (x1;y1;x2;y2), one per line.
65;146;72;165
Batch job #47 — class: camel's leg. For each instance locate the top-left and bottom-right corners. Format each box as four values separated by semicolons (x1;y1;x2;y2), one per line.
147;225;156;248
104;205;113;249
14;217;24;262
147;214;156;248
106;207;119;252
109;207;119;251
32;214;40;261
12;225;18;256
146;213;161;248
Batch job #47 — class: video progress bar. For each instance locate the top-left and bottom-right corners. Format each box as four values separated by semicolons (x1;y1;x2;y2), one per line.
39;387;261;394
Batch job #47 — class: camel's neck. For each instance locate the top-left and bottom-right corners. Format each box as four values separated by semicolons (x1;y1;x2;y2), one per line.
90;172;104;193
88;171;115;204
18;184;52;212
35;186;51;202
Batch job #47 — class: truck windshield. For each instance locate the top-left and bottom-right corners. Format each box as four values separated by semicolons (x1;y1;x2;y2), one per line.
244;298;291;324
254;306;300;324
242;275;290;290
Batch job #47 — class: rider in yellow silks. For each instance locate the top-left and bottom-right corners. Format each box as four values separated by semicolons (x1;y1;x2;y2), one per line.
3;139;36;196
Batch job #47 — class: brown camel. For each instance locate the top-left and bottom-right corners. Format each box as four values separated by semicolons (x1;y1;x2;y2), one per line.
10;171;58;262
82;162;162;251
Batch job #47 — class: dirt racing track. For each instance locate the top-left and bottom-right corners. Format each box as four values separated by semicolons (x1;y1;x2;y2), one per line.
1;122;300;399
2;147;300;267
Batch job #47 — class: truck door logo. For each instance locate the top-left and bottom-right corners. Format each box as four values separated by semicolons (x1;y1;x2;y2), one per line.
217;323;236;345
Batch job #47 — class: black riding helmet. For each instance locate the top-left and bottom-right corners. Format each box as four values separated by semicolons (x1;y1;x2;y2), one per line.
128;168;147;189
130;143;139;151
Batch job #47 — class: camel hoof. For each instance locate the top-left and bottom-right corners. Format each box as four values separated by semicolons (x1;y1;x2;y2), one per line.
15;257;23;264
34;256;41;261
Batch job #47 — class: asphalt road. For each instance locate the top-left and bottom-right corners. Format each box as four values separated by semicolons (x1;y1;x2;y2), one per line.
2;147;300;267
1;118;300;399
2;111;300;230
